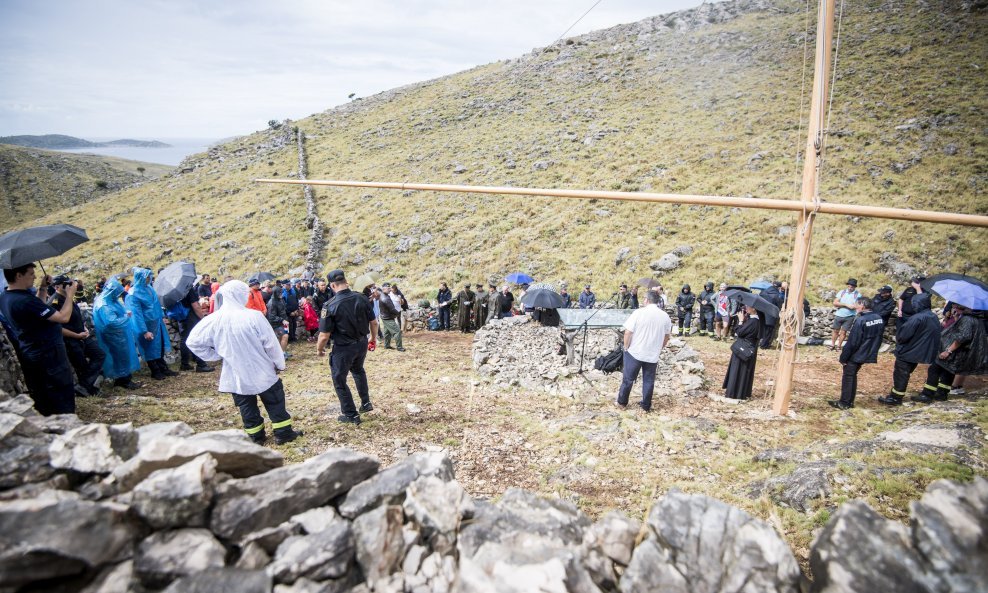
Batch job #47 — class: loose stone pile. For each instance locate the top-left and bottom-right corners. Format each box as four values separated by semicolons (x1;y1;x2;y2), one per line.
471;315;707;395
1;385;986;591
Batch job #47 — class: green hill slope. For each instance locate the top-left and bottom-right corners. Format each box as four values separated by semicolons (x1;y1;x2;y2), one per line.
0;144;172;231
29;0;988;300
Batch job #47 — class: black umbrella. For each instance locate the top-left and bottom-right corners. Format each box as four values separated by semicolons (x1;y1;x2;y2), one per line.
725;284;751;293
638;277;661;289
246;271;276;284
154;261;197;308
725;289;780;319
0;224;89;269
520;288;566;309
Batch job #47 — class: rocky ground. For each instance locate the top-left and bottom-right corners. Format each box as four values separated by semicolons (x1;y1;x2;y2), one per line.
71;325;988;571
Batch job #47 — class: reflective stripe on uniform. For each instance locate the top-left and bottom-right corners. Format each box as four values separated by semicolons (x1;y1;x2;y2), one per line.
271;418;292;430
244;424;265;435
938;383;952;390
923;384;938;391
890;388;905;395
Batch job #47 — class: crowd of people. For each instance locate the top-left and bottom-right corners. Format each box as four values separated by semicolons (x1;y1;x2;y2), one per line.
1;260;985;442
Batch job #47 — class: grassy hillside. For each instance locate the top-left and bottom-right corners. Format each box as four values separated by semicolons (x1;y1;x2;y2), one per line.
28;0;988;300
0;144;172;231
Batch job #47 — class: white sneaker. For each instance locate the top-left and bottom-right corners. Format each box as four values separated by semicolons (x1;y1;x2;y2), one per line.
948;388;965;396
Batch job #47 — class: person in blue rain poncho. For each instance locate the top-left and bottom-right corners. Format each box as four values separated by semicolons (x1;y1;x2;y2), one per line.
129;267;177;380
93;277;143;389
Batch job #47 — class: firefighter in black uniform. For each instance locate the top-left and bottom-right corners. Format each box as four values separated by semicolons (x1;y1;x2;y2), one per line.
316;269;378;425
830;296;885;410
675;284;696;336
698;282;717;337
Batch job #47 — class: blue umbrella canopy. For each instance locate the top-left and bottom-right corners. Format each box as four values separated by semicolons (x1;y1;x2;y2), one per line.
506;273;535;284
921;274;988;311
749;279;772;291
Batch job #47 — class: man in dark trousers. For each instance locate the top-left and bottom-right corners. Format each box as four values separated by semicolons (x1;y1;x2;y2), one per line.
437;282;453;330
283;280;300;343
698;282;717;337
878;292;940;405
674;284;696;337
0;263;79;415
759;281;784;347
830;297;884;410
316;270;378;425
52;276;105;396
178;283;214;373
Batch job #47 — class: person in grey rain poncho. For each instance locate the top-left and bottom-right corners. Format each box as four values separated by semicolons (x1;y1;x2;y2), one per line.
186;280;302;446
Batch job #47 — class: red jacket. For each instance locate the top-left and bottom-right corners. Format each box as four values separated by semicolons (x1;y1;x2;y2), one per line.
302;302;319;331
246;288;267;315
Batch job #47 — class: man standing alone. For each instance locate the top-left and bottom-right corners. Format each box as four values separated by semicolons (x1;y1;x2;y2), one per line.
317;270;378;425
616;290;673;412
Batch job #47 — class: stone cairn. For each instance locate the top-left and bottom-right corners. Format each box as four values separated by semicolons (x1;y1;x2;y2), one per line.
296;128;325;275
1;387;985;592
472;315;707;395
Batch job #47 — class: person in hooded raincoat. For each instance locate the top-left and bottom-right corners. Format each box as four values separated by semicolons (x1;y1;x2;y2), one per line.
674;284;696;336
879;292;940;406
129;267;176;380
913;303;988;403
698;282;717;337
93;277;142;389
186;280;302;445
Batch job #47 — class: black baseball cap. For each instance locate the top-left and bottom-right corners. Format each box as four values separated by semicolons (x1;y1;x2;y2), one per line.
248;278;260;286
327;269;346;283
880;285;893;293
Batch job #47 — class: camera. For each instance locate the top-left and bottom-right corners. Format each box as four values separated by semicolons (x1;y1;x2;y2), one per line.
51;275;76;287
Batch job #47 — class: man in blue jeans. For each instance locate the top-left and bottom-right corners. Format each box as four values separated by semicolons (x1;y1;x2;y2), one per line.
616;290;673;412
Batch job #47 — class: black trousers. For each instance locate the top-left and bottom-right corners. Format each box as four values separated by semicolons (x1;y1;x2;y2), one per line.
921;363;955;399
438;307;451;330
64;336;105;392
699;310;714;334
840;361;862;405
287;314;298;342
890;358;918;397
330;338;370;418
759;323;778;349
21;344;75;416
233;379;292;437
179;315;206;368
677;311;693;332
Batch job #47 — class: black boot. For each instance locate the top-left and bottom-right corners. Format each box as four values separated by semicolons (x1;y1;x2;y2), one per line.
149;360;166;380
158;360;179;377
274;428;304;445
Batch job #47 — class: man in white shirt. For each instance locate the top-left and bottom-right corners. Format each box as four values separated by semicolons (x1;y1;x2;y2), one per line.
616;290;673;412
186;280;302;446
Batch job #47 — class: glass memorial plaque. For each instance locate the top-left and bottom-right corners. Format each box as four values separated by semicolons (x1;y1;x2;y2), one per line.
558;308;634;329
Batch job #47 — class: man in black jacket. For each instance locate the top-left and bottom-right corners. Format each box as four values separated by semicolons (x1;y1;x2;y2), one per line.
878;293;939;406
313;280;333;313
759;281;784;348
675;285;696;337
283;281;300;343
698;282;716;337
830;297;884;410
871;285;896;329
53;277;106;396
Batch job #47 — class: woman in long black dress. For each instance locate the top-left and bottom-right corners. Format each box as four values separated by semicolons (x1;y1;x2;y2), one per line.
723;305;761;399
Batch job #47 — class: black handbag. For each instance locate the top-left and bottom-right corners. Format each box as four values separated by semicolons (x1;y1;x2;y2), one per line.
730;339;755;361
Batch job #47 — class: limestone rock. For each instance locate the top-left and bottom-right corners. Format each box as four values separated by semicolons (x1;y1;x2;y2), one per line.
130;453;217;528
49;422;138;474
339;452;453;518
113;430;283;491
268;519;354;584
583;511;640;566
135;528;227;589
354;504;404;586
26;413;85;434
403;476;472;554
649;253;681;272
0;492;139;588
211;448;378;541
162;568;272;593
0;393;38;416
79;560;134;593
0;412;55;489
136;421;195;449
622;489;802;593
236;541;272;570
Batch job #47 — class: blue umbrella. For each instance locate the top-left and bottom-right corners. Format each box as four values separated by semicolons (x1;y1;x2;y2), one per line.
921;274;988;311
749;279;772;291
506;273;535;284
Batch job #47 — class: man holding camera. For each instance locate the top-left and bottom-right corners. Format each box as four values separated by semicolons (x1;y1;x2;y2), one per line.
0;263;78;415
52;275;105;396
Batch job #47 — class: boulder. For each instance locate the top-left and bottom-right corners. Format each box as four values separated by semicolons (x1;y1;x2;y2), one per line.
339;452;453;518
26;413;85;434
0;393;38;416
267;519;354;584
136;421;195;449
49;422;138;474
649;253;681;272
0;492;139;588
113;430;284;491
130;454;218;528
0;412;55;489
354;505;404;585
211;448;378;541
622;489;802;593
162;568;272;593
135;528;227;589
458;544;600;593
583;511;640;566
403;476;472;554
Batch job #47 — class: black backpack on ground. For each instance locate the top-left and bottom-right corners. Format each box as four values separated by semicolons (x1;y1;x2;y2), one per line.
594;346;624;373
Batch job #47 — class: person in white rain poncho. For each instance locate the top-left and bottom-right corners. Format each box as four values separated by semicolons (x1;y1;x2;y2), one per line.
186;280;302;446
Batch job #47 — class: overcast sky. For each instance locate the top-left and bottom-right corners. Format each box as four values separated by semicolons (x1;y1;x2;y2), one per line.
0;0;705;140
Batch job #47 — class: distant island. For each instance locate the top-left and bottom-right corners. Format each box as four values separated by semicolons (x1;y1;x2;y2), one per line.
0;134;171;149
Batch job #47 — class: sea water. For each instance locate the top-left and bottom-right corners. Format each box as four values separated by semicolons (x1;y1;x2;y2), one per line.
56;137;220;166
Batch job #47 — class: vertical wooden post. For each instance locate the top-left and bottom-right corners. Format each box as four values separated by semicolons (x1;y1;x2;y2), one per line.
773;0;837;415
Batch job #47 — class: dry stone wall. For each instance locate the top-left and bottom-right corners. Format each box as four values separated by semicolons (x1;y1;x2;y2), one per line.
0;386;985;592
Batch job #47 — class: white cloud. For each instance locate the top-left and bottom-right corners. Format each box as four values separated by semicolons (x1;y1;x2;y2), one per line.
0;0;703;139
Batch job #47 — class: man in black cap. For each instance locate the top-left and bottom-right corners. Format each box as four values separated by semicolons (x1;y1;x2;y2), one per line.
871;285;896;330
52;275;106;396
0;263;78;415
316;270;378;424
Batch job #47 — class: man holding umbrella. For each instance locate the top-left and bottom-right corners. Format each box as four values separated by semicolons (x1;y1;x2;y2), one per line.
0;263;78;414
